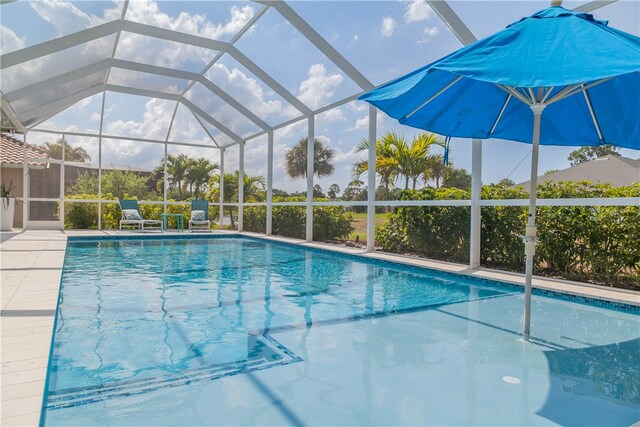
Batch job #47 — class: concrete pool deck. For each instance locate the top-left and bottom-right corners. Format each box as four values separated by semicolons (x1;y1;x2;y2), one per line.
1;229;638;426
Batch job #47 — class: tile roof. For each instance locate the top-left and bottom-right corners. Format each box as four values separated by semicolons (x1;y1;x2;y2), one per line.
0;133;50;166
517;155;640;190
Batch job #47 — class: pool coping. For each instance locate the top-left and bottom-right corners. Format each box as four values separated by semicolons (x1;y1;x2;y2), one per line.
1;229;639;425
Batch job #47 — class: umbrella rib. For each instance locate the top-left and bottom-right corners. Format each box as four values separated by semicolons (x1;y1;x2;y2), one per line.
402;75;463;120
495;84;532;106
582;89;604;141
545;83;584;105
541;87;555;103
489;94;512;136
546;78;612;105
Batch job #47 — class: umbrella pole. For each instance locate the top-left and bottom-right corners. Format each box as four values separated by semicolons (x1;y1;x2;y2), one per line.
523;103;545;342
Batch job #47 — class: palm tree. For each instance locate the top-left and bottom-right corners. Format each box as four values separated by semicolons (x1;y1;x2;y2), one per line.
185;158;218;197
285;138;335;179
422;154;448;188
353;131;445;192
236;173;266;202
43;138;91;162
352;133;400;199
396;132;445;189
210;172;266;226
166;154;189;196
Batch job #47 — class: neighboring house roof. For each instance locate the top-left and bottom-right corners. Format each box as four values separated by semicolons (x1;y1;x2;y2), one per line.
1;134;150;173
69;163;152;174
517;155;640;190
0;133;50;167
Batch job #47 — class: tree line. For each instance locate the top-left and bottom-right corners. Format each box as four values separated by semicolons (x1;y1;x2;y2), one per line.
48;134;625;205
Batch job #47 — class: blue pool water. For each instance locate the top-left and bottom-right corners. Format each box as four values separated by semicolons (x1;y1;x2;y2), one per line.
43;236;639;426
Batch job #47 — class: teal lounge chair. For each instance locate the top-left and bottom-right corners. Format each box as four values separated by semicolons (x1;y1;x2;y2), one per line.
189;200;211;232
119;199;163;232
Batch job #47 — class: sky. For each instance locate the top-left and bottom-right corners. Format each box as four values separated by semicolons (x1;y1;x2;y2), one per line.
1;0;638;194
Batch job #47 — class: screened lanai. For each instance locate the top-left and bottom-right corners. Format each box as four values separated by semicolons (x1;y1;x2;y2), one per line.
1;0;638;273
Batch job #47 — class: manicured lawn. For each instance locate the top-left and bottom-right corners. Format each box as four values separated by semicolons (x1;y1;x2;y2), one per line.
349;212;390;243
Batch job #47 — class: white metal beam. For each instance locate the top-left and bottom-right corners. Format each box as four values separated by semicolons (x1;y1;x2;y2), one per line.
191;112;220;147
238;141;245;232
3;59;111;102
306;115;314;241
240;91;364;145
106;84;178;101
112;62;271;131
198;78;270;130
112;59;201;81
1;96;25;133
427;1;477;45
266;130;274;235
103;0;128;87
29;128;219;149
97;91;106;230
163;102;179;216
366;106;377;252
20;84;104;125
7;57;269;134
103;84;242;143
219;148;225;230
1;21;120;69
121;20;229;52
263;1;374;91
573;1;617;12
470;139;482;269
178;5;269;99
112;63;268;131
21;132;27;228
181;99;243;143
229;46;312;115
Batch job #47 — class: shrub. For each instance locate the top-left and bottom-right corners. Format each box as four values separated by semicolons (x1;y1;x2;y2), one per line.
480;186;528;271
244;197;353;241
376;187;471;263
64;194;219;230
244;206;266;233
534;182;640;286
64;196;99;229
312;205;354;242
375;183;639;288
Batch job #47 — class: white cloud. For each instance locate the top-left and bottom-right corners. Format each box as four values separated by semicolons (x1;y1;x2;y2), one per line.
5;1;255;128
104;98;174;142
350;116;369;131
0;25;25;53
321;108;345;122
347;113;385;131
418;26;440;44
405;0;433;23
347;102;368;113
167;105;212;146
381;17;396;37
206;63;287;120
124;2;254;40
111;3;254;71
297;64;344;110
28;0;110;34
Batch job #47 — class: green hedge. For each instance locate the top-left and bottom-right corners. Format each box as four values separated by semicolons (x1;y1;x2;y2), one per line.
375;182;639;288
63;194;219;230
244;197;354;241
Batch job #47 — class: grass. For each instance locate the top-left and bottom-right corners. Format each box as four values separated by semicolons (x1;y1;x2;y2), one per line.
349;212;390;243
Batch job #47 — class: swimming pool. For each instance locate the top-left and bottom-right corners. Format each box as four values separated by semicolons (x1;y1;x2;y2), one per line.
42;236;639;426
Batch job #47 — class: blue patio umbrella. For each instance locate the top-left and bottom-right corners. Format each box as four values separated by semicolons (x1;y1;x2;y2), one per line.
359;5;640;341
